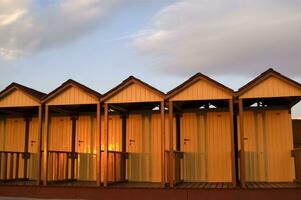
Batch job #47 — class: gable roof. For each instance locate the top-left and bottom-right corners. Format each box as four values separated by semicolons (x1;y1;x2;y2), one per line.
236;68;301;97
102;76;165;102
166;72;234;100
42;79;101;103
0;82;46;102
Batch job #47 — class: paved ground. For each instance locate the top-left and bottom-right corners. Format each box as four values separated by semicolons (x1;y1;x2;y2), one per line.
0;198;84;200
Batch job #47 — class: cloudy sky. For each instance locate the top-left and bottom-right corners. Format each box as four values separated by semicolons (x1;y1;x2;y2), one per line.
0;0;301;117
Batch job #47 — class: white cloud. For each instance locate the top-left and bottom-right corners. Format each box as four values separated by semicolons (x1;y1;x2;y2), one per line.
0;0;121;60
134;0;301;76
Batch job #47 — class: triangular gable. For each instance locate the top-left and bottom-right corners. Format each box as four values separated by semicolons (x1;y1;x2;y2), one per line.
44;80;100;105
103;76;164;103
238;69;301;99
46;84;99;105
0;88;40;107
167;73;233;101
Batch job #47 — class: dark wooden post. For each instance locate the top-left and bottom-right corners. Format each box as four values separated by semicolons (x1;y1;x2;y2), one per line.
104;103;109;187
229;99;236;186
70;115;78;181
168;101;174;187
96;102;101;186
175;114;181;151
160;101;165;187
121;114;127;181
23;117;31;179
238;99;246;187
37;106;43;185
43;105;49;186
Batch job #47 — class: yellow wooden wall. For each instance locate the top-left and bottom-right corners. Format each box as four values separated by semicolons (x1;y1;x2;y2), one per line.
241;110;295;182
241;76;301;99
46;86;98;105
170;79;232;101
181;112;232;182
106;83;162;103
48;116;72;151
0;89;39;107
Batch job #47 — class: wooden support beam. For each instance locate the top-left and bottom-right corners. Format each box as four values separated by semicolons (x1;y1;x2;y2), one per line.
70;116;78;181
121;114;127;181
168;101;174;188
238;99;246;188
37;106;43;185
50;106;77;116
43;105;49;186
103;103;109;187
229;99;236;186
160;101;165;187
110;105;127;113
23;117;31;179
96;102;101;186
175;114;181;151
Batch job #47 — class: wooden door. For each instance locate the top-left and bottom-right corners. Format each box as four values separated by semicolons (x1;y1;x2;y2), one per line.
206;112;232;182
265;110;294;182
76;115;97;181
181;112;205;182
127;113;157;182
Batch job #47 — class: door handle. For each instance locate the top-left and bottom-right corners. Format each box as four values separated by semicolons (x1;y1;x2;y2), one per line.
184;138;190;144
129;139;135;145
78;140;84;146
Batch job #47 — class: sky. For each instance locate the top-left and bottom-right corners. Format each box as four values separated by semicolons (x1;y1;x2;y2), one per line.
0;0;301;118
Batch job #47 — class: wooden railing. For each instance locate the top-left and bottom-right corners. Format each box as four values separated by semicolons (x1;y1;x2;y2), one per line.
47;150;78;181
292;148;301;183
165;150;184;184
0;151;31;181
107;151;128;183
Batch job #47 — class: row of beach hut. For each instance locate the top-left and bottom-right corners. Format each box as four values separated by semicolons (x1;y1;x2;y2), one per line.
0;68;300;188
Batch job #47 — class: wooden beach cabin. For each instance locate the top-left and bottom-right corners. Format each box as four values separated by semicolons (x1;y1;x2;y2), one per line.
236;69;301;186
41;80;101;186
101;76;166;187
0;83;45;184
166;73;236;188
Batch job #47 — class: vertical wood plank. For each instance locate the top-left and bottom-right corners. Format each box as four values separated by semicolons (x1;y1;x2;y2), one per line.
239;99;246;187
43;105;49;186
160;101;165;187
229;99;236;186
96;102;101;186
104;103;109;187
168;101;174;187
37;106;42;185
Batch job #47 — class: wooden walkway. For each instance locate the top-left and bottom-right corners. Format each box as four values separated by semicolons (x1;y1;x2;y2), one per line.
175;182;237;189
245;182;301;189
108;182;163;188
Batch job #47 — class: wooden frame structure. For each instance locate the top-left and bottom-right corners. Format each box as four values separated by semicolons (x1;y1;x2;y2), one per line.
101;76;166;187
236;69;301;187
41;79;101;186
166;73;236;187
0;83;45;185
0;68;300;195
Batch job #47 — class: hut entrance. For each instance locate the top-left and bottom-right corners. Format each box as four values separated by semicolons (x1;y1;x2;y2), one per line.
240;99;295;182
0;107;41;183
46;104;98;185
170;100;233;185
181;111;231;182
102;76;165;188
104;103;164;187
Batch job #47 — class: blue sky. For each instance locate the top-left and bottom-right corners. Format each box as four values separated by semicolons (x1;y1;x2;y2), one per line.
0;0;301;117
